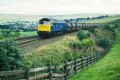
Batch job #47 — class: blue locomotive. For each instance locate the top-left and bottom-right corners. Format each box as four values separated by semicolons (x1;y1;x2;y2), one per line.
37;18;67;38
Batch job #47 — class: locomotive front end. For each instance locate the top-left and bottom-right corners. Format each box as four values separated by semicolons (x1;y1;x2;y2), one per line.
37;18;52;38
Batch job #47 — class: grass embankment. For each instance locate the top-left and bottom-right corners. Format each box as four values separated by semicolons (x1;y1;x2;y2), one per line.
22;27;114;68
81;15;120;23
23;33;80;67
70;28;120;80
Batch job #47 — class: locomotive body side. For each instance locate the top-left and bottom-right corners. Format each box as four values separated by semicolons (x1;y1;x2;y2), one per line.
51;21;67;32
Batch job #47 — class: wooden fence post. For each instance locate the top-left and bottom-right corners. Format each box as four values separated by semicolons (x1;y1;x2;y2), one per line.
96;54;98;61
98;53;100;59
64;61;68;80
74;59;77;74
87;56;88;67
25;67;29;80
90;55;92;65
94;54;96;63
48;63;52;80
81;57;83;70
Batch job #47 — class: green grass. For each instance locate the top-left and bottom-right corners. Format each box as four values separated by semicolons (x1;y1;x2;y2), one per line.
70;28;120;80
22;33;80;67
80;15;120;23
0;29;10;35
19;31;37;37
0;29;37;38
22;27;114;68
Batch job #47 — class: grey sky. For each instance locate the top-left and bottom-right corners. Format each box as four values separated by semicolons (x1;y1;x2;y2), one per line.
0;0;119;15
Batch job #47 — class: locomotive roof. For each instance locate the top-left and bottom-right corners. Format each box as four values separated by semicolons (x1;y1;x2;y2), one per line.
40;18;66;23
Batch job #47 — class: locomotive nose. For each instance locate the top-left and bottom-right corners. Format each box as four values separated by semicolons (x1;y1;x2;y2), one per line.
38;24;51;32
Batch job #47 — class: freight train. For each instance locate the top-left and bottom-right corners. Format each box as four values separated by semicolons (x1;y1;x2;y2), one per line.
37;18;101;38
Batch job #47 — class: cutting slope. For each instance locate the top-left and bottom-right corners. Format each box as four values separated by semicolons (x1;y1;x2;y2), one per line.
70;28;120;80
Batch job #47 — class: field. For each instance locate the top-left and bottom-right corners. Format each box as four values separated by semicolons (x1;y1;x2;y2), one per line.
0;13;107;24
0;29;37;40
80;15;120;23
70;28;120;80
19;31;37;37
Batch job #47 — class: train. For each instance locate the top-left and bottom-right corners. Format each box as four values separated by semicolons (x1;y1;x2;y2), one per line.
37;18;102;38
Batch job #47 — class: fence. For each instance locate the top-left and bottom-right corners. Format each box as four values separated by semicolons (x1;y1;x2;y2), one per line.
0;49;108;80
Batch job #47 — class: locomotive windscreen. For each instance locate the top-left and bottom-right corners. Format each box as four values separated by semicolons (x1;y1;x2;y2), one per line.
39;18;51;24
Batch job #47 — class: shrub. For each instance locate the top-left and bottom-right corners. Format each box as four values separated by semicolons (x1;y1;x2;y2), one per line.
64;51;74;61
77;30;90;41
2;30;20;38
0;38;23;71
69;39;95;57
88;28;95;34
97;38;110;48
69;42;78;49
104;25;114;32
82;39;95;48
114;24;120;29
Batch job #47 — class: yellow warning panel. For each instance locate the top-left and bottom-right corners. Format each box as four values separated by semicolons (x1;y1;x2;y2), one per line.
38;24;51;32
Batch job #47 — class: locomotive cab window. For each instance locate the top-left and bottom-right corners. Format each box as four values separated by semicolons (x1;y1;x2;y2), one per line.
44;21;50;25
39;21;50;25
39;21;44;24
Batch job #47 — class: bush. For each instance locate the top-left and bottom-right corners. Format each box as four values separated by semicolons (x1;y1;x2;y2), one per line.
104;25;114;32
82;39;95;48
69;38;95;57
88;28;95;34
77;30;90;41
97;38;110;48
69;42;78;49
2;30;20;38
0;39;23;71
114;24;120;29
64;51;74;61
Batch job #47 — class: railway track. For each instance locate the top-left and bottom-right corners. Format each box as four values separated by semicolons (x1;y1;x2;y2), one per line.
0;23;104;47
15;36;40;47
0;36;41;47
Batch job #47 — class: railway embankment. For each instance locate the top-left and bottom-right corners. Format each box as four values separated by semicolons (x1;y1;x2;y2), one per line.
70;27;120;80
22;26;115;68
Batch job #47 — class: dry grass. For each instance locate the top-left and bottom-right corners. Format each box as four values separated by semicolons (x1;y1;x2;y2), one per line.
22;27;114;68
22;32;80;67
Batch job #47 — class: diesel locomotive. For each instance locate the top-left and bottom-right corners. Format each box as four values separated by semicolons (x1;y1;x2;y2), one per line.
37;18;101;38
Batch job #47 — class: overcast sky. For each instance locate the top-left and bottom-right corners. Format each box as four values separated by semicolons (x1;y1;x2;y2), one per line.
0;0;119;15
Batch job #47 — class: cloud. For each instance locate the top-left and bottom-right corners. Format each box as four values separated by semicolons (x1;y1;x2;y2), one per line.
0;0;120;15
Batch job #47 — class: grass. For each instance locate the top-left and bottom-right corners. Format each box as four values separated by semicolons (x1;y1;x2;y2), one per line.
19;31;37;37
70;28;120;80
22;32;80;67
22;27;114;68
0;29;37;40
80;15;120;23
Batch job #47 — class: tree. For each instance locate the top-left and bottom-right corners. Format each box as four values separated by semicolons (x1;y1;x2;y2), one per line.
0;38;23;71
97;38;110;48
81;39;95;56
2;30;20;38
77;30;90;41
